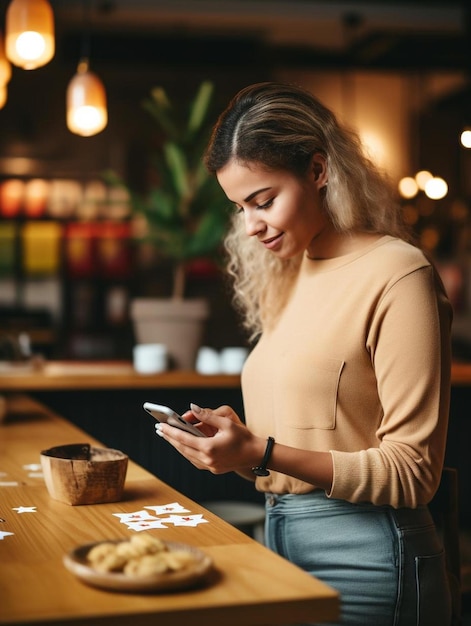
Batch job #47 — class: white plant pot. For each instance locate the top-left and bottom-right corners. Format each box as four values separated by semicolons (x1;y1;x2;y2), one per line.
130;298;209;370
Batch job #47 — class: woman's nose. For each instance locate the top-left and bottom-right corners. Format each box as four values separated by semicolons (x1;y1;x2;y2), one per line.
244;209;265;237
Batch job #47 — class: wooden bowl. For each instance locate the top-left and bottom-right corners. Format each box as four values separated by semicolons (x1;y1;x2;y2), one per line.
40;443;128;505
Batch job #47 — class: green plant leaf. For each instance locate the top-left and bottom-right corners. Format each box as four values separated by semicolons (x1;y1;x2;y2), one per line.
142;87;179;139
187;81;214;136
163;142;189;201
187;212;227;257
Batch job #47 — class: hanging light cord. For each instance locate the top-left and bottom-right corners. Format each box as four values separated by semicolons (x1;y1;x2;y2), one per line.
79;0;92;71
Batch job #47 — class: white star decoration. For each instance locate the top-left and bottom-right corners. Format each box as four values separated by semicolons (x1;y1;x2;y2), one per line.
165;514;208;527
112;510;157;524
0;530;14;540
125;519;170;531
12;505;36;514
144;502;190;515
111;502;208;532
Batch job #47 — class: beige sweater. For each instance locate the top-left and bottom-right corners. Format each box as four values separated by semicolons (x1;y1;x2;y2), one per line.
241;236;452;508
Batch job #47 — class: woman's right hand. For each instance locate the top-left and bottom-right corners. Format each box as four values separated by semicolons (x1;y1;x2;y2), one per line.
155;403;265;476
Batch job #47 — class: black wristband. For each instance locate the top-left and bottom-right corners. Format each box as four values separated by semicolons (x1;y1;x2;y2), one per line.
252;436;275;477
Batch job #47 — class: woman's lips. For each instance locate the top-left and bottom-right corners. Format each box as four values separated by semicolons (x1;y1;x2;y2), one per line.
261;233;284;250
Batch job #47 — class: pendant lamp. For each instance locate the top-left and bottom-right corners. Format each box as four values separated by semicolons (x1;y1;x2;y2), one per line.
5;0;55;70
66;0;107;137
66;58;108;136
0;34;12;86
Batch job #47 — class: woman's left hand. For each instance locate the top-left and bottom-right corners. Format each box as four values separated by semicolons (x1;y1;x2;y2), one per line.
154;403;262;475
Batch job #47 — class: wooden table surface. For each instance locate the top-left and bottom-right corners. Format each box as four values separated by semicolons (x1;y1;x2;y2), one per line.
0;395;339;626
0;360;470;391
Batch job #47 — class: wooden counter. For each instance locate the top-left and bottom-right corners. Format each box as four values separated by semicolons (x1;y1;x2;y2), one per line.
1;360;471;391
0;395;339;626
0;361;240;391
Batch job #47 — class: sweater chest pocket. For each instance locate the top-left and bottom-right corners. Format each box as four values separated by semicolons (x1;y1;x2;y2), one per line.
284;358;345;431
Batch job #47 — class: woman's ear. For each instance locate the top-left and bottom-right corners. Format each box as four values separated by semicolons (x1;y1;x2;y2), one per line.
310;154;328;188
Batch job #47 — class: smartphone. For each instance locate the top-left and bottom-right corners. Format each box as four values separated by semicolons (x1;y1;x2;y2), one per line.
143;402;207;437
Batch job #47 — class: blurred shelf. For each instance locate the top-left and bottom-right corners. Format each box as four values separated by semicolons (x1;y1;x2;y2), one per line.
0;360;241;391
450;362;471;386
0;359;469;391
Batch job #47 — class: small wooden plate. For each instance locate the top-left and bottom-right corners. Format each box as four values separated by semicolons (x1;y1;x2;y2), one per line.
63;539;213;593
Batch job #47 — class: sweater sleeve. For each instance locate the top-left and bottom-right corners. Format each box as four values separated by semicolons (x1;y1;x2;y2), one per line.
329;265;452;508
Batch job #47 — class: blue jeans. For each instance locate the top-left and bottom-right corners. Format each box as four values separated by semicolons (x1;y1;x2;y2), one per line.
264;491;451;625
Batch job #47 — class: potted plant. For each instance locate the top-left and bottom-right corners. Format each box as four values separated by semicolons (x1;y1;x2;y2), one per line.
105;81;229;369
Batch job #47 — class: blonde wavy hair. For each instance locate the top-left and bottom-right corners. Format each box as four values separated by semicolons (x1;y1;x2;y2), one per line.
204;82;410;341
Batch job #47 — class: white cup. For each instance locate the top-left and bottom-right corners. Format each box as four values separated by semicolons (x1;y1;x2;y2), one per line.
133;343;167;374
195;346;221;375
220;347;248;374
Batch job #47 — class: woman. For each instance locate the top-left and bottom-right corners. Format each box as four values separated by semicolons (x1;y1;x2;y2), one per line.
154;82;453;625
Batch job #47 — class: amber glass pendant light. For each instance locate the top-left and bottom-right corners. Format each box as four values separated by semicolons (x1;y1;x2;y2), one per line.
66;0;107;137
66;58;108;136
5;0;55;70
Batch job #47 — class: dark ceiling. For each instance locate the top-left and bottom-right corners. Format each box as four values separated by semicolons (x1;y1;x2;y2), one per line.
47;0;471;72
